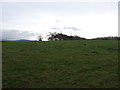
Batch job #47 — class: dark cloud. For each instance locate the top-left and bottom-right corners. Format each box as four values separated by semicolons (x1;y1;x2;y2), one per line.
2;29;35;40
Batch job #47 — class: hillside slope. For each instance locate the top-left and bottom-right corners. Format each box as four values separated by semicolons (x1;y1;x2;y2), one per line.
2;40;118;88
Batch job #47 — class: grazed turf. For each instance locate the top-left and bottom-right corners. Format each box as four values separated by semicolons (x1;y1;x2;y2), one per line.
2;40;118;88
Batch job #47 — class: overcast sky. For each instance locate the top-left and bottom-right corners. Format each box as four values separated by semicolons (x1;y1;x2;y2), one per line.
1;1;118;40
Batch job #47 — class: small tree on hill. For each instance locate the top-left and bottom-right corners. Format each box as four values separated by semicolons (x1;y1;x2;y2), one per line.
37;36;43;41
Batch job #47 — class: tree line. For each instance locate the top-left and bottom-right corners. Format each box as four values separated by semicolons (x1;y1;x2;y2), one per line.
91;36;120;40
38;32;120;41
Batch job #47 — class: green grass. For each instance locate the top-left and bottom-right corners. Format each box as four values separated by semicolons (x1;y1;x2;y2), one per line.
2;40;118;88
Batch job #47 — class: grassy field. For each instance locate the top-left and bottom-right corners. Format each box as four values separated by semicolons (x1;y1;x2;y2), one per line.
2;40;118;88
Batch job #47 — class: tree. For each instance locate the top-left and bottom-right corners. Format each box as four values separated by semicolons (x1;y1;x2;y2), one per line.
37;36;43;41
47;32;86;41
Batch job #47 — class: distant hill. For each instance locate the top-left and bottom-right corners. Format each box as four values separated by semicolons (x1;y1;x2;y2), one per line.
1;39;36;42
91;36;120;40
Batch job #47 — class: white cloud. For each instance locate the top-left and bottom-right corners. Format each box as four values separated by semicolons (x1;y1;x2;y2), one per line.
1;2;118;40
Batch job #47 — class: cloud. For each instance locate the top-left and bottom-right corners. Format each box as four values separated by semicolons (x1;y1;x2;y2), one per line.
2;29;35;40
51;27;62;30
63;27;81;31
51;26;81;31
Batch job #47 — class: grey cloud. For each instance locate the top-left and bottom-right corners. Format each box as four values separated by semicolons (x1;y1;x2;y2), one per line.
51;27;62;30
51;27;58;29
63;27;81;31
51;26;81;31
2;29;35;40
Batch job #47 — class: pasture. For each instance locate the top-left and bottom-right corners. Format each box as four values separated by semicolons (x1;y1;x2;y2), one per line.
2;40;118;88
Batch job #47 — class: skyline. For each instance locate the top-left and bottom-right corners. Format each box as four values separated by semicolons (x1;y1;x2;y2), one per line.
1;2;118;41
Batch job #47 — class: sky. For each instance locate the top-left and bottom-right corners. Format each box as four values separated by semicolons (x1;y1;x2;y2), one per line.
0;1;118;41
